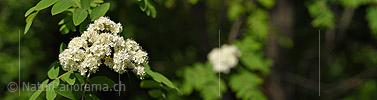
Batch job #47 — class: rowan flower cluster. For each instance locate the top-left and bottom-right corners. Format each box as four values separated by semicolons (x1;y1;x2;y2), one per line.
59;17;148;79
207;44;240;73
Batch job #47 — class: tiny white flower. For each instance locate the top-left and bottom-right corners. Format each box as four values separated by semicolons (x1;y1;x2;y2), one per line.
133;66;146;79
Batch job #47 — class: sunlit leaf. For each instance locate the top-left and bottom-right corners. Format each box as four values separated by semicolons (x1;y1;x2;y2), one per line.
73;8;88;26
144;63;176;89
81;0;91;10
61;71;76;85
48;61;60;79
25;6;36;17
29;79;49;100
51;0;74;15
90;3;110;20
35;0;59;10
46;79;60;100
25;12;38;34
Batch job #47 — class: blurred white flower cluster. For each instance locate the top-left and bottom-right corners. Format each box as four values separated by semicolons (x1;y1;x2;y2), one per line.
207;44;240;73
59;17;148;79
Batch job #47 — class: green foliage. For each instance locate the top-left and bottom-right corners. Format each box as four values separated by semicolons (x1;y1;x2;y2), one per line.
51;0;74;15
248;9;270;40
140;80;160;88
75;73;86;84
181;62;226;100
35;0;59;10
138;64;180;99
58;16;76;34
366;6;377;36
148;89;163;98
24;12;38;34
229;70;266;100
188;0;198;5
81;0;91;10
29;79;49;100
61;71;76;85
239;52;272;75
144;63;177;90
60;42;67;53
24;0;110;34
343;80;377;100
55;84;83;99
138;0;157;18
339;0;375;8
89;76;116;89
257;0;274;9
25;6;36;17
227;0;245;21
307;0;335;29
46;79;60;100
90;3;110;20
73;8;88;26
47;61;60;79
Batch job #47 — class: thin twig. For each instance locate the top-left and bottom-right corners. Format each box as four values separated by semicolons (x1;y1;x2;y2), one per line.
70;0;84;9
81;73;91;100
228;17;243;43
45;70;73;89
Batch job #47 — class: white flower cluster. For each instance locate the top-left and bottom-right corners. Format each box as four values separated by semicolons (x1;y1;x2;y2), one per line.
207;44;240;73
59;17;148;79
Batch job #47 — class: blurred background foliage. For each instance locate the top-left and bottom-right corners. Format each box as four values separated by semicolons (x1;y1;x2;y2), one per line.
2;0;377;100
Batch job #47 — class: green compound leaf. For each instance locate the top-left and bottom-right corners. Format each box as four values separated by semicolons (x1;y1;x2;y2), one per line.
48;61;60;79
229;70;266;100
55;84;83;100
144;63;176;90
240;52;272;76
29;79;49;100
180;62;226;100
51;0;75;15
46;79;60;100
61;71;76;85
60;42;67;53
25;12;38;34
73;8;88;26
35;0;59;10
140;80;160;88
248;9;270;40
81;0;91;10
307;1;335;29
90;3;110;20
89;76;116;89
25;6;36;17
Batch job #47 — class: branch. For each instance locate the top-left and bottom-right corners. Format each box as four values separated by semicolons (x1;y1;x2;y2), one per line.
228;17;243;43
70;0;84;9
45;70;73;89
81;73;91;100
